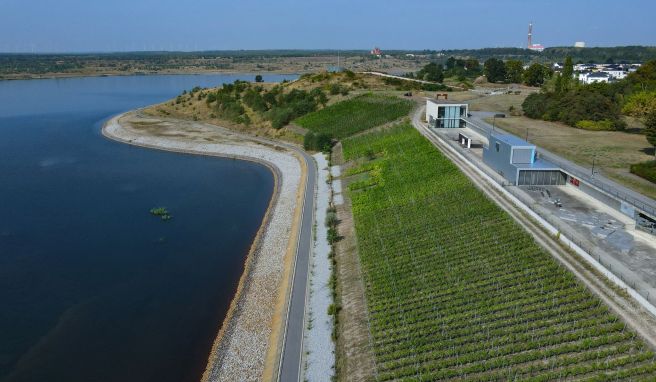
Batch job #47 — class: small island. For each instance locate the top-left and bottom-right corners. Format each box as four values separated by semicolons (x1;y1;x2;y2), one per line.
150;207;172;221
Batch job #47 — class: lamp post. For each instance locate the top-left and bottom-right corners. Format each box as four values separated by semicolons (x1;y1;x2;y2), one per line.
591;155;596;177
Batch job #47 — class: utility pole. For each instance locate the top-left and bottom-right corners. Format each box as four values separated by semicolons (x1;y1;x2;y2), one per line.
591;155;596;177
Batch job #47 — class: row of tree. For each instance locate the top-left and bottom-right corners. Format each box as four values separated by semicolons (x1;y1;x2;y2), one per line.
483;58;553;86
522;59;656;141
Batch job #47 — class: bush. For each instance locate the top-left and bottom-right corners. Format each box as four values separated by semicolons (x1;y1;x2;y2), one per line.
326;211;338;227
575;119;615;131
269;107;293;129
622;91;656;117
630;160;656;183
522;89;625;130
303;132;333;152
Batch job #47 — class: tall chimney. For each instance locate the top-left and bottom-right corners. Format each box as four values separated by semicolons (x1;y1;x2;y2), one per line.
528;23;533;48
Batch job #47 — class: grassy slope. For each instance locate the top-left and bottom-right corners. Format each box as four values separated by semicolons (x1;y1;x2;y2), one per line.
342;124;656;381
143;72;414;143
293;93;414;139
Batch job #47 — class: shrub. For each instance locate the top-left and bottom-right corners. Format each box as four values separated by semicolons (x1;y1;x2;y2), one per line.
630;160;656;183
522;89;625;130
622;91;656;117
325;211;338;227
575;119;615;131
303;132;333;152
269;107;293;129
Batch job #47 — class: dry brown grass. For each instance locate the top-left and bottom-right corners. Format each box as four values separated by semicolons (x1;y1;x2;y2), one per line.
489;116;656;199
143;72;415;144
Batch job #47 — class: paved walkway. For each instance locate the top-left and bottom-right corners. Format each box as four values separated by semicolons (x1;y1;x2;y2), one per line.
278;149;317;382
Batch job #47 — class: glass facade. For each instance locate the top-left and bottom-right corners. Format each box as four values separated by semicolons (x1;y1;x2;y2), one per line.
436;105;466;128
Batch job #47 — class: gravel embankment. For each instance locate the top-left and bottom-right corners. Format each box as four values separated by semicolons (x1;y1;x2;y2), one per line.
302;153;335;381
103;113;303;382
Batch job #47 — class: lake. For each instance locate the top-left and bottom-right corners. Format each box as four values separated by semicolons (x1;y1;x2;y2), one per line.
0;73;297;382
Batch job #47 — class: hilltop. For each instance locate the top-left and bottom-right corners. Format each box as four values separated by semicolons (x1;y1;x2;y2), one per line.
143;71;434;143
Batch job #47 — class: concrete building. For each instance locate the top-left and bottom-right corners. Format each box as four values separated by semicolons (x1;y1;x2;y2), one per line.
483;134;565;186
426;99;468;128
579;71;612;84
601;65;628;80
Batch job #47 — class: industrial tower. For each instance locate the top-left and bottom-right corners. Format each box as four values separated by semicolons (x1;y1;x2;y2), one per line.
527;23;545;52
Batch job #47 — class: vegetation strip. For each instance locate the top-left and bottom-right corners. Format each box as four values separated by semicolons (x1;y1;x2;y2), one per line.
341;123;656;380
295;93;413;140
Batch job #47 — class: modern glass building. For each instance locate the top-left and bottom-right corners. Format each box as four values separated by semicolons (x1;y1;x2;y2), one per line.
426;100;468;128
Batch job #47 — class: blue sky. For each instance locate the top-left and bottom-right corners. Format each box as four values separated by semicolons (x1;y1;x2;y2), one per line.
1;0;654;53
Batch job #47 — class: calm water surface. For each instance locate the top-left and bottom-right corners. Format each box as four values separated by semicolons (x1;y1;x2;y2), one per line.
0;73;297;382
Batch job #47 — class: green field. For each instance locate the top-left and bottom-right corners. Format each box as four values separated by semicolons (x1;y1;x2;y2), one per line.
294;93;413;139
342;124;656;381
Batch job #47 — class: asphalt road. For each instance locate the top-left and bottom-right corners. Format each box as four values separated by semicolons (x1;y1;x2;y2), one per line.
278;149;316;382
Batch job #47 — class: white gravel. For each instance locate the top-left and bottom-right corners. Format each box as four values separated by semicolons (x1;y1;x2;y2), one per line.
331;167;344;206
330;165;341;177
302;153;335;382
332;179;342;194
104;113;303;382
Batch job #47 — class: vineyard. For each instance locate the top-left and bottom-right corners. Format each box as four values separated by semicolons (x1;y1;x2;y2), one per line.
294;93;414;139
341;124;656;381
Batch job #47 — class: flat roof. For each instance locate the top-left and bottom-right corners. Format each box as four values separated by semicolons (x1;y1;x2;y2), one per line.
513;159;560;171
426;99;468;106
491;133;534;147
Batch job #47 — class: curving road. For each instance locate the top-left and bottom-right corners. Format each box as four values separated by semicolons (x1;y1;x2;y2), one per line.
277;148;316;382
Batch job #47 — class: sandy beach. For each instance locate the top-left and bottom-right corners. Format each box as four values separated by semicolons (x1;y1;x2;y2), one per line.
102;112;307;381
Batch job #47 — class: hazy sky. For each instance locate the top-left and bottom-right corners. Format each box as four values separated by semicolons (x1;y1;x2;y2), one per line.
1;0;654;53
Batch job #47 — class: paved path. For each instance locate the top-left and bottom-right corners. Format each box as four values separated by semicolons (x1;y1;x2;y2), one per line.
361;71;467;90
278;148;317;382
465;111;656;218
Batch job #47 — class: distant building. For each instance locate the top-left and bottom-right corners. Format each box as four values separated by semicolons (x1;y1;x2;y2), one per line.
370;47;382;57
602;67;627;80
575;41;586;48
527;23;545;52
579;71;612;84
426;99;468;128
483;134;565;186
528;44;545;52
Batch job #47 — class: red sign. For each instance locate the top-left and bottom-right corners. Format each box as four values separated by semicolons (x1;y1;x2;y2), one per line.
569;177;580;187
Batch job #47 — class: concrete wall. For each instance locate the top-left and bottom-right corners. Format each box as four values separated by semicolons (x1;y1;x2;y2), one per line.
426;100;439;123
566;174;629;217
483;136;517;184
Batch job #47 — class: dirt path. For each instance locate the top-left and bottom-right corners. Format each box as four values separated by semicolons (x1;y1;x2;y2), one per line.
332;142;377;382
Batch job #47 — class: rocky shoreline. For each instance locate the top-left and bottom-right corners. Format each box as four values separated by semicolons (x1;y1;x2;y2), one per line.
102;112;306;381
